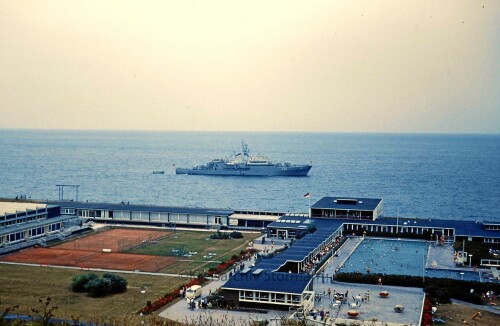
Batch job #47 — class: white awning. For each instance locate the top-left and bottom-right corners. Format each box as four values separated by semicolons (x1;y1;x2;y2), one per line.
229;213;280;221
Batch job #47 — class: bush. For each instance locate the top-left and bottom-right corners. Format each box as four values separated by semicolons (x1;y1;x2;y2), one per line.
230;231;243;239
71;273;127;297
85;277;112;297
210;231;231;239
103;273;127;293
71;273;98;292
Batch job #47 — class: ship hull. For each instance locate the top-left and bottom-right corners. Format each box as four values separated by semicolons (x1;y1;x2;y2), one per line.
176;165;311;176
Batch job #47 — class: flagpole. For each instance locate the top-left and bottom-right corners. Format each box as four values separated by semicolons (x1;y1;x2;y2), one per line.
308;195;311;217
304;193;311;217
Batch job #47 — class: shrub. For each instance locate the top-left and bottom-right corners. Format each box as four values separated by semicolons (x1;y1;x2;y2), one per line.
230;231;243;239
103;273;127;293
71;273;98;292
210;231;231;239
85;277;111;297
71;273;127;297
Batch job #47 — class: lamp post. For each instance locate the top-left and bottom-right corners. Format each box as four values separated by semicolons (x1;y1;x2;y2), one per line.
469;255;473;267
140;289;146;324
141;289;146;306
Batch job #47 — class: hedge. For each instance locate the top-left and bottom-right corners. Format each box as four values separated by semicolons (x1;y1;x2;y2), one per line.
335;272;500;305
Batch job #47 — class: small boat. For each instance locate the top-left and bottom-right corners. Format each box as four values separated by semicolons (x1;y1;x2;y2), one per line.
152;171;165;174
379;291;390;297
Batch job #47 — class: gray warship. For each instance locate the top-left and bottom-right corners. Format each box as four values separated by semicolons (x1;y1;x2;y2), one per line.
175;142;312;176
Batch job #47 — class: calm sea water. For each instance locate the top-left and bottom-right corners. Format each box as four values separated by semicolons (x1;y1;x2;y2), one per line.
0;130;498;221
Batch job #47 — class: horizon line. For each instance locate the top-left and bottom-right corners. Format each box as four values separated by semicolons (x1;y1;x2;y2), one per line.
0;127;499;136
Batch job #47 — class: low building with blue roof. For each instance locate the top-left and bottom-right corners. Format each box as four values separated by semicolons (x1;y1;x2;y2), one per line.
221;268;314;310
311;196;383;221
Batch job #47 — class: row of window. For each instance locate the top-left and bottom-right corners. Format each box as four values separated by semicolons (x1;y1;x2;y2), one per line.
70;208;225;225
312;209;374;219
344;224;455;236
0;222;62;245
0;214;47;228
239;291;302;305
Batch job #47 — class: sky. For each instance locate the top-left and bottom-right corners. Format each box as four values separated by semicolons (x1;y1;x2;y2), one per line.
0;1;499;133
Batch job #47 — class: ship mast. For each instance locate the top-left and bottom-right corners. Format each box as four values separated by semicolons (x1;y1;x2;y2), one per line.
241;141;249;163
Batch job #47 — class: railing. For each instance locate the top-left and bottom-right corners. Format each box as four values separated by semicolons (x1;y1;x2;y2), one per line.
481;259;500;267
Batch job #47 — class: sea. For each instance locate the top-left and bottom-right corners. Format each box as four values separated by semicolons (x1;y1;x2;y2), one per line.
0;129;499;222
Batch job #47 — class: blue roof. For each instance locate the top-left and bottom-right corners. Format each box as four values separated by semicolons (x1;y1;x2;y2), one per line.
222;270;312;294
347;217;500;239
47;200;233;216
312;197;382;211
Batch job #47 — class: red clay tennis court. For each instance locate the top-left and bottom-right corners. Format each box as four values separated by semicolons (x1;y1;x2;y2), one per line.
0;228;176;272
54;228;170;252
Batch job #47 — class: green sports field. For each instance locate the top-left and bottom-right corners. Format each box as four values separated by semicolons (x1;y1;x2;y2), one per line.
128;230;260;274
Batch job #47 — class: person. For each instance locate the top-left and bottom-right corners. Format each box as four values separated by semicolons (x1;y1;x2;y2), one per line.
327;287;331;298
378;277;382;285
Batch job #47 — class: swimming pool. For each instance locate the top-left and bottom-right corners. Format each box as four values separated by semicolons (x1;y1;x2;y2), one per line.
339;238;427;276
338;238;482;282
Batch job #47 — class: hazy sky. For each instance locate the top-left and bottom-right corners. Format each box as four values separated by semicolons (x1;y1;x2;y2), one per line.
1;1;499;133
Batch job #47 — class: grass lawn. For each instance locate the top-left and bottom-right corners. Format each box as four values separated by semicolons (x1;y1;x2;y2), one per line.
128;230;261;274
0;264;185;323
0;230;261;324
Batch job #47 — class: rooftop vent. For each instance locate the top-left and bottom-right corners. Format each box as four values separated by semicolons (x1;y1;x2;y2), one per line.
336;199;358;205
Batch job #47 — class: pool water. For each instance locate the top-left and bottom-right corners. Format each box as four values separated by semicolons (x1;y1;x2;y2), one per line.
339;238;427;276
339;239;482;282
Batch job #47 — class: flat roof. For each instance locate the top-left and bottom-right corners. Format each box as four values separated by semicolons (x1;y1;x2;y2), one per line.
222;270;312;294
46;200;233;216
0;201;47;217
345;217;500;239
312;196;382;211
